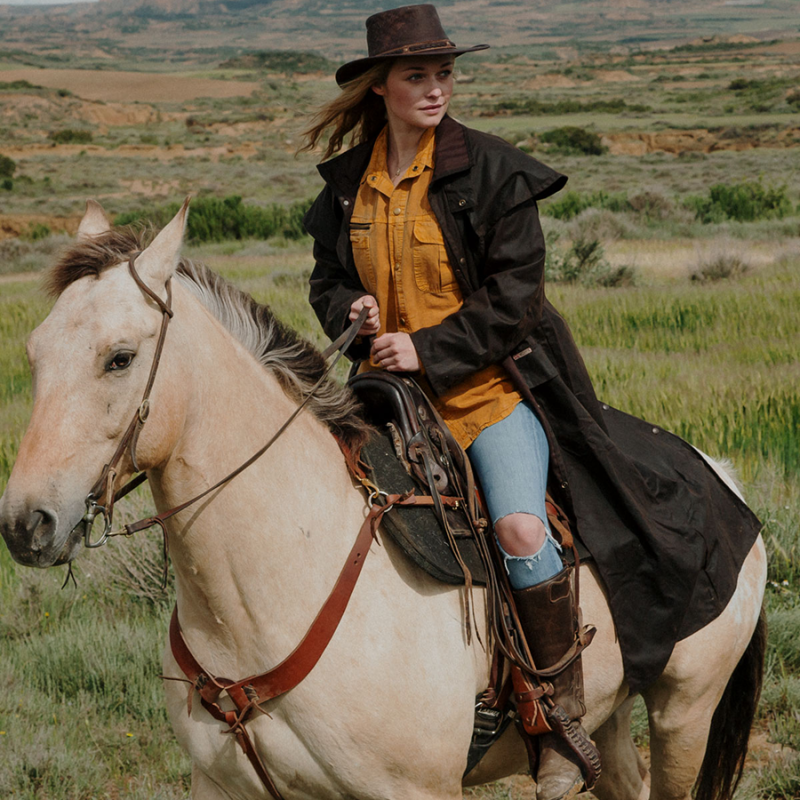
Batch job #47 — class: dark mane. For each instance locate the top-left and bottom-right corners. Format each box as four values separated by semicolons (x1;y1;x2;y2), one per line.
47;230;370;453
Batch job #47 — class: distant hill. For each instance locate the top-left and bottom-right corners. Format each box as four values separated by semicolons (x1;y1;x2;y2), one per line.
0;0;797;63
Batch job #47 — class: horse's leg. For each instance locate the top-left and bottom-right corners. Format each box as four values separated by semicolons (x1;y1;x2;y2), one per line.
590;697;650;800
643;538;767;800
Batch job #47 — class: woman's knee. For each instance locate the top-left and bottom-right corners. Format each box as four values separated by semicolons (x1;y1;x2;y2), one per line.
495;512;547;557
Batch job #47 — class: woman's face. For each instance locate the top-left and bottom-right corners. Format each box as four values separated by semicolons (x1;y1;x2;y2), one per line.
372;56;455;134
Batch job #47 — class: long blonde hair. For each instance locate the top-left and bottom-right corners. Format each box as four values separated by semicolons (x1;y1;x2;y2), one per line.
299;62;392;161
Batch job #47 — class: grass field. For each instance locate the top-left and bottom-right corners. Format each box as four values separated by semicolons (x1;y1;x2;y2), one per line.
1;21;800;800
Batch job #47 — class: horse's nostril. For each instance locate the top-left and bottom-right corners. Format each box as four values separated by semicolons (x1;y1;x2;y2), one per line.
30;508;57;551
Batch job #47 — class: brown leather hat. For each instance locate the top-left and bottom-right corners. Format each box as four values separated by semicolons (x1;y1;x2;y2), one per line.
335;4;489;86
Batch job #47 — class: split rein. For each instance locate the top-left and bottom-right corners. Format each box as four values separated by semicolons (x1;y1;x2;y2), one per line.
76;252;370;551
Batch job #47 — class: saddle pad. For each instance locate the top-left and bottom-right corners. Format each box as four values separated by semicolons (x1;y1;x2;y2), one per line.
362;426;489;586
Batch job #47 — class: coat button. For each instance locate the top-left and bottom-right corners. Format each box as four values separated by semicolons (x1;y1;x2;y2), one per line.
561;481;569;489
458;199;467;207
459;257;466;265
393;207;402;215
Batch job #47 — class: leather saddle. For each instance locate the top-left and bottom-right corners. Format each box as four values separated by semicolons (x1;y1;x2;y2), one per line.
348;371;489;585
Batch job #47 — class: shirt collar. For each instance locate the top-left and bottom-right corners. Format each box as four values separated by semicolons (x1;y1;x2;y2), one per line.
362;126;437;192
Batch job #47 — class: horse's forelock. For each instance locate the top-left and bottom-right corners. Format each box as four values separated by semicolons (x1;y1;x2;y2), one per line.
46;227;151;297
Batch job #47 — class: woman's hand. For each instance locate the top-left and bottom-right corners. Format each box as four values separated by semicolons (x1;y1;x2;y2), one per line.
350;295;381;336
371;333;420;372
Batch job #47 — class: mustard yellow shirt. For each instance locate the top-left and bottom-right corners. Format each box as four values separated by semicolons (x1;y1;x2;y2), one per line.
351;126;521;449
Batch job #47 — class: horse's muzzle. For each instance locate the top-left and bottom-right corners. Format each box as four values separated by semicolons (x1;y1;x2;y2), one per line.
0;501;79;567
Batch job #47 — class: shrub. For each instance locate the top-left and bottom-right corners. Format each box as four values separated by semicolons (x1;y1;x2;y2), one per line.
494;97;650;115
547;236;635;287
219;50;333;74
48;129;93;145
1;178;11;191
23;223;52;241
685;181;792;223
628;190;673;221
115;195;313;244
690;252;750;283
0;154;15;179
542;190;630;220
539;127;607;156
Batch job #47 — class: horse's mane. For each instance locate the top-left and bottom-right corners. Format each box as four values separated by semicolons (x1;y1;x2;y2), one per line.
48;227;371;453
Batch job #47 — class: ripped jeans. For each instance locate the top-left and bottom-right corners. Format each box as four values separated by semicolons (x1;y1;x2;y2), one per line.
467;401;563;590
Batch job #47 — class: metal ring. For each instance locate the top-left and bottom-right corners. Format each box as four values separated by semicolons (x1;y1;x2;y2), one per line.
83;500;112;549
367;489;389;509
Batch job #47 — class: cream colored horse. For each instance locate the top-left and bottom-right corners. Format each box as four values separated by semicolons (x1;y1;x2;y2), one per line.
0;202;767;800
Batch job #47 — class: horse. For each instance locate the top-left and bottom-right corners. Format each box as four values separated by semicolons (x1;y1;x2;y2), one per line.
0;200;767;800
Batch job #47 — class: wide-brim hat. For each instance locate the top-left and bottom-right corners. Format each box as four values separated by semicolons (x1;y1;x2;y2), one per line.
335;4;489;86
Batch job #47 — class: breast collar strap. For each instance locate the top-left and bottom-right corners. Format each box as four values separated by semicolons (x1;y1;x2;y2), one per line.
166;492;433;799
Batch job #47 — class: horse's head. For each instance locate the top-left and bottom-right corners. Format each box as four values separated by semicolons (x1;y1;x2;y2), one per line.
0;200;189;567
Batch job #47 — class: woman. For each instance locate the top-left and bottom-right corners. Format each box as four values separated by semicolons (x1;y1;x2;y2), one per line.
302;5;761;800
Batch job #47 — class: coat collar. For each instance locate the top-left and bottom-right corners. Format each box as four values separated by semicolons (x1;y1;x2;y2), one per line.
316;115;471;197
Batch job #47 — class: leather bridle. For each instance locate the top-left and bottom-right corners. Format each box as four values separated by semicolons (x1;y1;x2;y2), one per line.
78;252;367;549
80;252;173;548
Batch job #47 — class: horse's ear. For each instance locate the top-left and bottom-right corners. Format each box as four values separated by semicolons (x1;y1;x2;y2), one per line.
77;200;112;241
135;198;190;287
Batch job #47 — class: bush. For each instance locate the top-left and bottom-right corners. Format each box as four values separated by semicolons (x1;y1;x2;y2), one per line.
493;97;650;115
539;127;607;156
115;195;313;244
547;236;635;287
542;190;630;220
685;181;793;223
23;223;51;241
1;178;11;191
48;129;93;145
690;252;750;283
0;154;15;179
219;50;333;74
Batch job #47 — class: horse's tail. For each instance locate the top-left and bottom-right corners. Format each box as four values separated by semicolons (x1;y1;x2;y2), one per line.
694;605;768;800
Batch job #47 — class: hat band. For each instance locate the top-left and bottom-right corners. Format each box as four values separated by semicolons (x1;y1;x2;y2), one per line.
374;38;456;57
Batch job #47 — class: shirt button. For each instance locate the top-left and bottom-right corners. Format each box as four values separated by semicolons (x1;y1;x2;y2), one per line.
393;207;402;215
342;199;350;206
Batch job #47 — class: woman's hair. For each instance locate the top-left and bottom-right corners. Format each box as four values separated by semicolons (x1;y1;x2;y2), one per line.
299;61;392;161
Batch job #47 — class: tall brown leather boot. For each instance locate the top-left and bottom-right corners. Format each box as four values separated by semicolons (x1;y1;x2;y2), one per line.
513;566;601;800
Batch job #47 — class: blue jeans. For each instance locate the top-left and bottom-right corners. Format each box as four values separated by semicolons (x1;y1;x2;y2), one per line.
467;401;562;589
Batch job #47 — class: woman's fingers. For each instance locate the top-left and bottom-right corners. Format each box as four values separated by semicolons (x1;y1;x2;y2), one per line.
371;333;420;372
350;295;381;334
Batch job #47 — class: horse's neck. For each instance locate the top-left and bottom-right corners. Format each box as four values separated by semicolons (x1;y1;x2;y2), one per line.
153;289;363;677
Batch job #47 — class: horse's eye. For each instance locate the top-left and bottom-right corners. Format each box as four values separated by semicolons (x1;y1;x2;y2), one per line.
107;352;134;372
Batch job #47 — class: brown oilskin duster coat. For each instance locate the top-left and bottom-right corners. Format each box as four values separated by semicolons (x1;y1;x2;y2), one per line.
304;115;762;693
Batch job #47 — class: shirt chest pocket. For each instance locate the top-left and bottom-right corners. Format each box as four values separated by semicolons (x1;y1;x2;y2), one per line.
412;219;460;295
349;222;376;291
